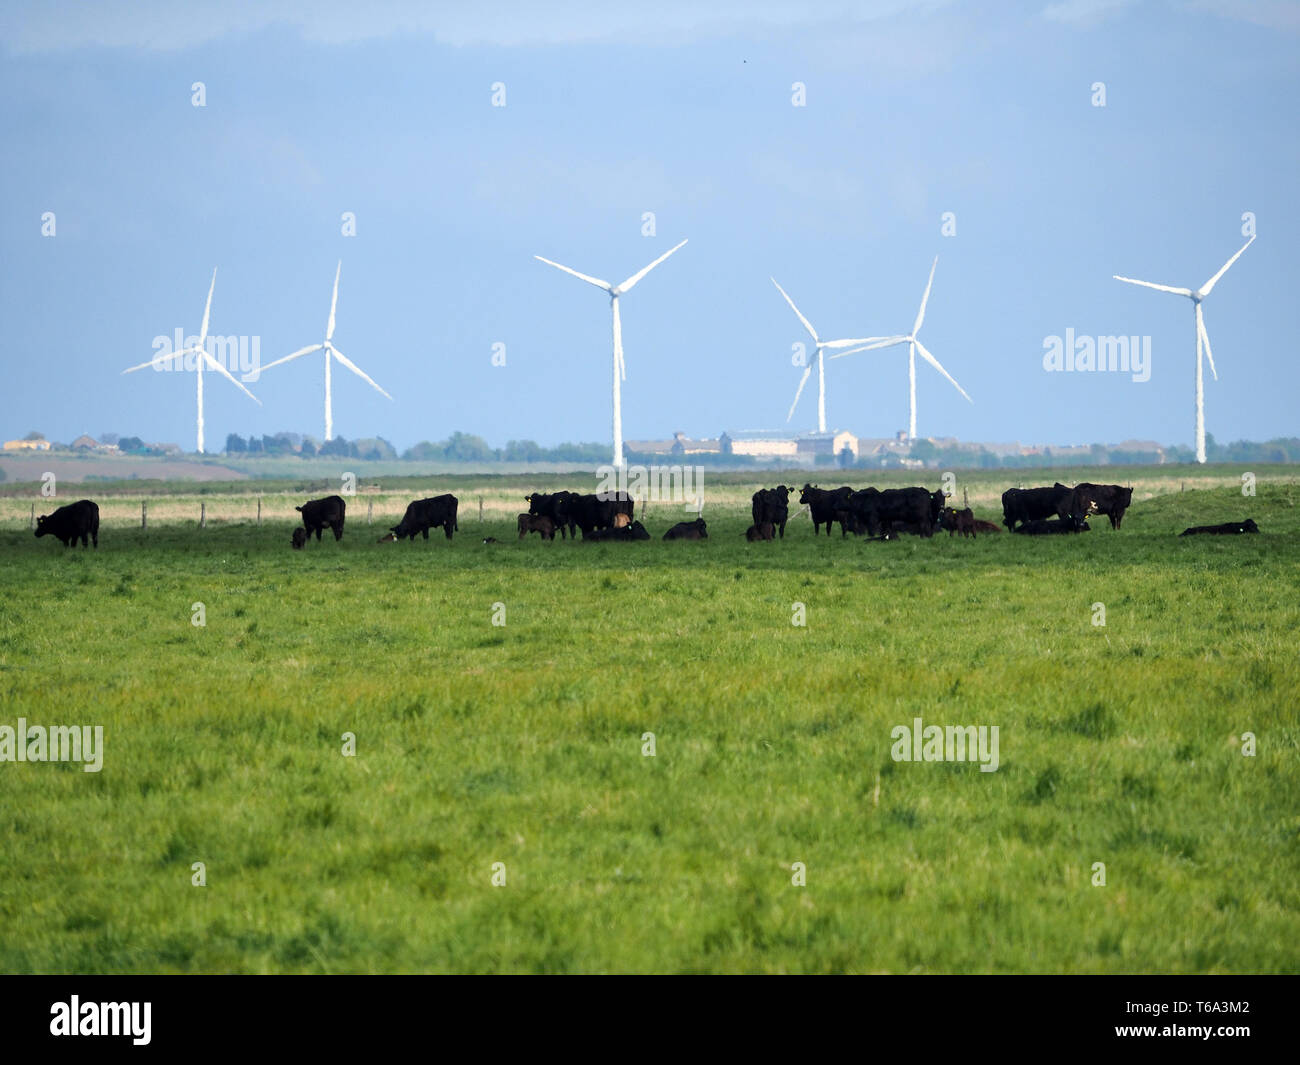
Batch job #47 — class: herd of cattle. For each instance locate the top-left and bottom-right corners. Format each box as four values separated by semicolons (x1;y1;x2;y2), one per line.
28;483;1263;549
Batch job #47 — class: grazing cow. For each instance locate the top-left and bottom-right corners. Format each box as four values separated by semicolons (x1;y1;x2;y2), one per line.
1013;517;1089;535
1180;519;1260;536
799;484;854;536
585;520;650;541
34;499;99;548
751;485;794;538
526;491;577;539
291;527;308;550
971;519;1002;534
517;513;556;540
663;518;708;540
943;507;977;538
1000;484;1073;531
1068;483;1133;530
296;495;346;541
849;486;935;538
745;522;776;541
389;494;459;541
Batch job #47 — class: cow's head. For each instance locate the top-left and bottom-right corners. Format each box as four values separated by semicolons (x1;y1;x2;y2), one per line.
799;485;817;504
1242;519;1260;533
33;515;51;538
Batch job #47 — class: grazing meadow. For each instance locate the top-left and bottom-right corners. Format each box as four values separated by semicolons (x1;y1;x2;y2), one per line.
0;466;1297;973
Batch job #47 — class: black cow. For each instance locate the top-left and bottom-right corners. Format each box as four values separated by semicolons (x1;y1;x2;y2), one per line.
585;520;650;542
1180;519;1260;536
568;492;635;537
663;518;708;540
849;487;934;537
296;495;346;541
389;494;459;541
799;484;854;536
1001;484;1073;531
751;486;794;539
746;521;776;541
1013;517;1089;535
34;499;99;548
526;491;577;539
291;527;307;550
518;513;556;540
1068;483;1133;530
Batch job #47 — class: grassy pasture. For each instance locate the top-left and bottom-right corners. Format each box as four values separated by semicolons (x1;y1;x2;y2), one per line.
0;467;1297;973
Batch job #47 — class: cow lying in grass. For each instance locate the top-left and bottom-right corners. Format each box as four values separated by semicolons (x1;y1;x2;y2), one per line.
584;520;650;541
745;522;776;541
291;527;307;549
1180;519;1259;536
663;518;708;540
1014;517;1089;535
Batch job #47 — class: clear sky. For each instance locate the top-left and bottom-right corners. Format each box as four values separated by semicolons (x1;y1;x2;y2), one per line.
1;0;1296;453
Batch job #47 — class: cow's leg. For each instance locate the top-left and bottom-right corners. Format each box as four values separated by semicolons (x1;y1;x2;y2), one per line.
444;523;454;540
422;527;429;539
333;522;344;541
314;526;323;541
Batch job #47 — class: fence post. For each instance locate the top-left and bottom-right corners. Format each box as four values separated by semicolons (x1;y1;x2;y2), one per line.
200;502;206;529
142;500;147;530
257;496;262;526
367;500;373;525
479;497;484;523
29;503;34;530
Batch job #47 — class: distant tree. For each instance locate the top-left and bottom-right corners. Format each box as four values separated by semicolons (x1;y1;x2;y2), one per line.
225;433;247;453
442;431;495;462
837;445;855;468
247;435;264;454
503;439;543;462
23;431;45;440
299;438;318;457
318;436;350;458
99;432;120;445
909;438;938;465
118;436;145;453
402;440;441;461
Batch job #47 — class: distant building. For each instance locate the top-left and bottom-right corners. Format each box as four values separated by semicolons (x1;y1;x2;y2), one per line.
625;431;723;457
70;434;99;450
796;430;858;461
4;439;51;451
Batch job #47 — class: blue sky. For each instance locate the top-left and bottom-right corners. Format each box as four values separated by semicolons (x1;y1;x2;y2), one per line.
1;0;1296;453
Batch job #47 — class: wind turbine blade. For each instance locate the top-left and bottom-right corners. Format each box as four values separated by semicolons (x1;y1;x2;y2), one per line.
913;256;938;336
534;255;611;292
326;261;341;341
823;335;907;351
1113;275;1193;297
828;338;908;359
329;344;393;400
786;365;812;422
771;278;819;342
1197;304;1218;381
259;343;324;372
1198;235;1254;297
617;239;688;293
915;339;972;403
200;350;261;404
198;268;217;346
122;347;192;373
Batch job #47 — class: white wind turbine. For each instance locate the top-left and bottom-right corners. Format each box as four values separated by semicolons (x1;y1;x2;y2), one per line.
259;261;392;441
1113;235;1254;464
830;256;971;439
770;278;899;433
535;239;688;467
121;268;261;454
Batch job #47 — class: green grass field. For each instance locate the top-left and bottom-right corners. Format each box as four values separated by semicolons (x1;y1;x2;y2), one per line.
1;467;1297;973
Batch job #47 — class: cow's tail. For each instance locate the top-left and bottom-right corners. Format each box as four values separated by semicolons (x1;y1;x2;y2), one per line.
295;505;304;512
